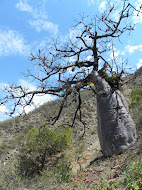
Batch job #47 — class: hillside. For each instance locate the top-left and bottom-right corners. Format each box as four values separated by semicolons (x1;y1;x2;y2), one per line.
0;67;142;190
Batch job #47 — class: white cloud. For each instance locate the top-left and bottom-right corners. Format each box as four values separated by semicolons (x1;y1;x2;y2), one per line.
65;25;92;49
125;44;142;54
16;0;33;14
88;0;105;6
0;80;53;116
99;1;107;12
68;57;76;63
16;0;48;19
0;29;30;56
16;0;58;34
0;82;9;89
67;67;75;75
0;83;9;119
0;104;8;114
88;0;95;6
68;26;82;40
29;19;58;34
19;79;36;91
120;50;126;56
18;93;53;114
109;47;120;60
112;11;120;22
133;0;142;24
137;58;142;68
18;79;53;113
87;55;93;61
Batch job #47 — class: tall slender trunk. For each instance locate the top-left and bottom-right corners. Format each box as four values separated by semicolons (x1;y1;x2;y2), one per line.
91;71;136;157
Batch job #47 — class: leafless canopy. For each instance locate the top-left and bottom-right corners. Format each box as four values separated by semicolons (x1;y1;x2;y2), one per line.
0;0;141;125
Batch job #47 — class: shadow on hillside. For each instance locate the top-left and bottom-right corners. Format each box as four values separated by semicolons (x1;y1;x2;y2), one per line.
87;154;107;168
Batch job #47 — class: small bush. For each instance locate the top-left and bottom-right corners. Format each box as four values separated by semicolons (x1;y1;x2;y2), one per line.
17;125;72;178
130;88;142;108
129;88;142;128
57;154;72;182
121;155;142;190
39;168;60;187
39;155;72;187
96;179;114;190
0;160;23;190
0;144;9;155
99;71;121;89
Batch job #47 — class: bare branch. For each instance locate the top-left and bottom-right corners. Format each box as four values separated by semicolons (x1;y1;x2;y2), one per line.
1;0;140;119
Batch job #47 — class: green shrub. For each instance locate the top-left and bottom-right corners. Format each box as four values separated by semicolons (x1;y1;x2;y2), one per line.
0;160;23;190
39;155;72;187
129;88;142;128
0;144;9;155
17;125;72;178
57;154;72;182
121;155;142;190
39;168;60;187
130;88;142;107
96;179;114;190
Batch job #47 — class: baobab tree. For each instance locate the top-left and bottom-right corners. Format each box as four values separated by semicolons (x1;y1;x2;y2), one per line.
1;0;141;156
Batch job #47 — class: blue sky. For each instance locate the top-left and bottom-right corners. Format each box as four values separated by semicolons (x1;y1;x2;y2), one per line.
0;0;142;120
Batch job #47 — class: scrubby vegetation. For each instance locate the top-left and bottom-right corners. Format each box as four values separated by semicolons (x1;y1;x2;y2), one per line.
121;155;142;190
0;124;73;189
0;159;22;190
130;88;142;129
0;144;9;155
18;125;72;178
0;82;141;189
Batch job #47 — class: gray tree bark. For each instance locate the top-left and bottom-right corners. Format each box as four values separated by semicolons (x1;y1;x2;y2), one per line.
91;70;136;157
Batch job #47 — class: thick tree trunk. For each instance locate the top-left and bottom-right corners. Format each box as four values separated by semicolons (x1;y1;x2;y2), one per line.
91;71;136;157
